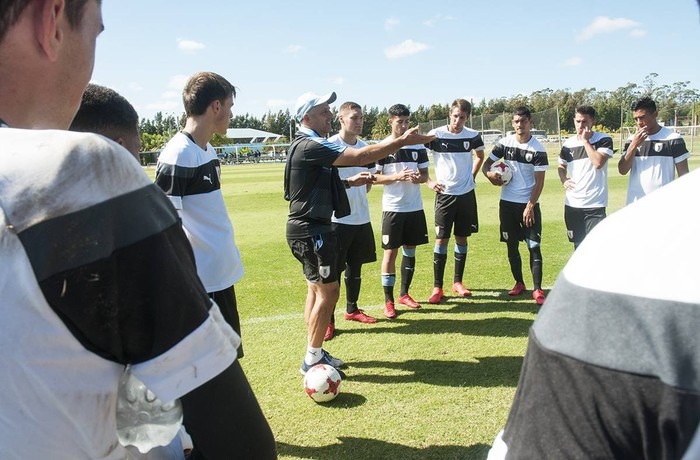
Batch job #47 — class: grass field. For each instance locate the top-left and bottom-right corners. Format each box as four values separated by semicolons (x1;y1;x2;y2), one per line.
149;144;696;459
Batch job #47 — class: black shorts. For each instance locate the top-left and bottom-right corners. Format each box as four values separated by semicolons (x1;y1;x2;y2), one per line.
209;285;243;358
381;210;429;249
499;200;542;244
287;232;339;284
332;222;377;271
434;190;478;239
564;205;606;243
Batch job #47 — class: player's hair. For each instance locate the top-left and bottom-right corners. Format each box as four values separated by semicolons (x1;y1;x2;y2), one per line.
0;0;97;43
631;97;657;113
450;99;471;117
183;72;237;117
70;84;139;139
575;105;596;119
513;106;532;120
388;104;410;117
339;101;362;113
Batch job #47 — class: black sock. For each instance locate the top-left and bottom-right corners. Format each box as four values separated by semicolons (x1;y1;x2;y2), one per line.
400;255;416;297
433;252;447;288
529;246;543;290
454;251;466;283
507;240;524;283
345;263;361;313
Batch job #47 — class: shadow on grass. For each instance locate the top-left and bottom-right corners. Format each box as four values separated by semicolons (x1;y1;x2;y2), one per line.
312;392;367;408
337;316;532;338
347;356;523;387
277;437;490;460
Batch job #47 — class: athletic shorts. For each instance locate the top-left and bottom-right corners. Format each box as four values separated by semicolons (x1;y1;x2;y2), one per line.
287;232;339;284
209;285;243;358
499;200;542;244
381;210;429;249
434;190;478;239
564;205;606;244
332;221;377;271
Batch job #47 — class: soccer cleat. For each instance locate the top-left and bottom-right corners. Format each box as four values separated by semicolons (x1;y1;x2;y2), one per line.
300;352;346;379
323;323;335;341
532;289;546;305
321;349;346;368
452;282;472;297
384;301;397;319
398;294;421;309
508;281;526;296
428;287;444;304
344;309;377;324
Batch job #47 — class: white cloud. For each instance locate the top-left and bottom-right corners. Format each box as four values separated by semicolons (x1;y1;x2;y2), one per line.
177;38;205;53
385;17;400;30
423;14;455;27
168;75;189;91
286;44;303;55
332;76;345;85
629;28;647;38
384;39;429;60
563;57;583;67
576;16;643;42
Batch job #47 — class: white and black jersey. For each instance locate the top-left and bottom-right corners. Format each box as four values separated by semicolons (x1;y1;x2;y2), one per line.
0;129;240;458
426;126;485;196
559;132;614;208
329;134;373;226
376;138;429;212
155;132;244;292
490;135;548;203
285;126;347;239
489;169;700;459
623;126;690;204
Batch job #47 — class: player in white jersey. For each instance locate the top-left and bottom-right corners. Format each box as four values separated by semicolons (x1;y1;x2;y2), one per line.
425;99;485;304
483;107;549;306
325;102;379;341
619;97;690;204
558;105;614;249
375;104;430;319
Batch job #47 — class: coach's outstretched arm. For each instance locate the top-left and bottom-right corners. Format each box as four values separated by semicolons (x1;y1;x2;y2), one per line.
333;127;435;166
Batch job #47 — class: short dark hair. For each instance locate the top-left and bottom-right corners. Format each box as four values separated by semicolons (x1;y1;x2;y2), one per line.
450;99;471;117
631;97;657;113
575;105;596;119
388;104;410;117
339;101;362;113
513;106;532;119
70;83;139;138
0;0;96;43
183;72;236;117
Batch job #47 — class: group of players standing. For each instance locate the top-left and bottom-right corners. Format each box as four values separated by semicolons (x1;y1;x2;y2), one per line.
285;92;691;379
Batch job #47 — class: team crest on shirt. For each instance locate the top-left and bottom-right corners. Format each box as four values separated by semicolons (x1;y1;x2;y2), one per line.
463;141;471;151
412;150;418;161
525;151;533;162
319;265;330;279
654;143;663;153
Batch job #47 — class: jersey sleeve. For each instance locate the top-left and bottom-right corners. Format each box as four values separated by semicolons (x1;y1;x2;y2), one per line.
490;142;505;161
596;136;614;156
534;149;549;170
304;137;346;166
670;136;690;163
417;147;430;169
472;134;486;151
559;146;571;166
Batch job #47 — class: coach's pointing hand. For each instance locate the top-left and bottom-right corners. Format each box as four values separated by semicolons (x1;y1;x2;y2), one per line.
398;126;436;146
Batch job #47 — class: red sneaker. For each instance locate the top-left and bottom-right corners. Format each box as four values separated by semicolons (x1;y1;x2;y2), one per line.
323;323;335;341
344;309;377;324
532;289;545;305
398;294;421;309
428;287;444;304
508;281;526;296
384;301;396;319
452;282;472;297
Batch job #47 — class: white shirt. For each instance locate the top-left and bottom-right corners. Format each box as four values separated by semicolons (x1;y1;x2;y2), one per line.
329;134;372;225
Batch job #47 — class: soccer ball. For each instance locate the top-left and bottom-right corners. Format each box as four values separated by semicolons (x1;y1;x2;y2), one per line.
490;161;513;186
303;364;342;403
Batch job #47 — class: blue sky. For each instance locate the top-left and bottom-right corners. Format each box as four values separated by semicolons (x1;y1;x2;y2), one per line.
93;0;700;120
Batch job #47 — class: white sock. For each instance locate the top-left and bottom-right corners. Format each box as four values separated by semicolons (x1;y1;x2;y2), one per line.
304;346;322;366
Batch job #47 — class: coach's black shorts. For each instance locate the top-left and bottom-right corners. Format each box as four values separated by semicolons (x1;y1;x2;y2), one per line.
499;200;542;244
332;221;377;271
434;190;478;239
564;205;606;244
287;232;339;284
381;210;429;249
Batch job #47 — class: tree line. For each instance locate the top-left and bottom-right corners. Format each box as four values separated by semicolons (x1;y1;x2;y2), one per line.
138;73;698;152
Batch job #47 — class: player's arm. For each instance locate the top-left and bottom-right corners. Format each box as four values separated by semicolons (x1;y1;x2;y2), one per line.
472;148;485;179
482;156;503;186
523;171;545;227
558;163;574;191
619;129;647;175
426;173;445;193
373;167;415;185
676;158;689;177
333;127;435;166
582;132;609;170
416;167;429;184
181;361;276;460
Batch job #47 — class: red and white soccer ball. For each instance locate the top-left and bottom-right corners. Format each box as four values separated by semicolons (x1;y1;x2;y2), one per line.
490;161;513;186
303;364;342;403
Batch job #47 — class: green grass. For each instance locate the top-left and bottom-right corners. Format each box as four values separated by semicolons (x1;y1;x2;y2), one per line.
147;148;697;459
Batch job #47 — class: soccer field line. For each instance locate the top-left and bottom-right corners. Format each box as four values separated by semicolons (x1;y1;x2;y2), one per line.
242;287;552;325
